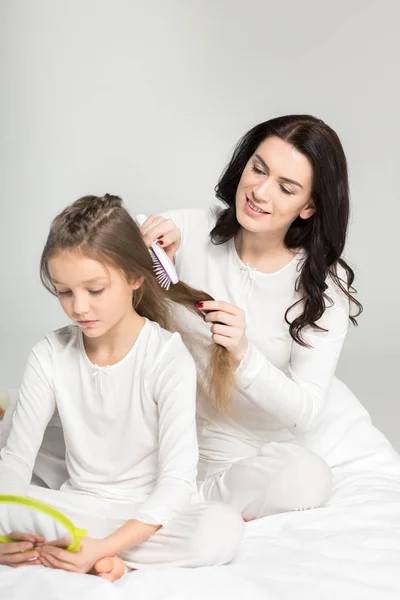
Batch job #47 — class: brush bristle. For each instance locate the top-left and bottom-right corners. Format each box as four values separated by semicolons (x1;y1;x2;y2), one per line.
149;248;172;290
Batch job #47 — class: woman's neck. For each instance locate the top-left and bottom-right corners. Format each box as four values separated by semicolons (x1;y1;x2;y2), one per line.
83;311;145;367
235;228;297;274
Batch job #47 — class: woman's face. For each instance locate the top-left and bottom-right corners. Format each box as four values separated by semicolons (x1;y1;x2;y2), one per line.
235;136;315;237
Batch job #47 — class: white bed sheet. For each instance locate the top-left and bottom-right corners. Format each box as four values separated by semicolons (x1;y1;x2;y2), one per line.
1;497;400;600
1;377;400;599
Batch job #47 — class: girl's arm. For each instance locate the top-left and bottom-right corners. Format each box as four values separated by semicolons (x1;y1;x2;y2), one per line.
0;342;56;494
100;335;199;555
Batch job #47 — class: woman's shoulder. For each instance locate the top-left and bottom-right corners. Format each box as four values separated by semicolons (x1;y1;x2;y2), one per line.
293;256;350;332
296;253;350;294
164;203;225;237
323;262;352;305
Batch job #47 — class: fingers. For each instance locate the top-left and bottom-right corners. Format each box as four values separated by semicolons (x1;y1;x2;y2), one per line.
156;230;179;250
2;549;40;564
13;558;42;568
204;311;237;326
45;537;71;548
138;215;181;261
200;305;246;349
211;334;234;349
41;545;71;560
41;544;83;568
141;217;179;247
40;552;64;570
210;324;241;338
8;531;44;543
40;548;76;571
211;326;243;351
0;541;34;554
139;215;165;236
196;301;243;316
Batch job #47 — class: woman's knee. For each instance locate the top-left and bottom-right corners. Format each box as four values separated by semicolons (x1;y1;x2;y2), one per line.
289;448;333;509
221;446;332;517
263;446;333;511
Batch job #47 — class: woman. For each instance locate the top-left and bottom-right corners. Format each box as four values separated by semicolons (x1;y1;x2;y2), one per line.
141;114;362;521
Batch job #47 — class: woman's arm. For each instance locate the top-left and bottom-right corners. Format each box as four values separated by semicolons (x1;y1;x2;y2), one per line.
0;342;57;494
204;277;350;435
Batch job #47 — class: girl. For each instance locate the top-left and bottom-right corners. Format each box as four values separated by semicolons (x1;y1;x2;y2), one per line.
141;114;363;521
0;194;244;578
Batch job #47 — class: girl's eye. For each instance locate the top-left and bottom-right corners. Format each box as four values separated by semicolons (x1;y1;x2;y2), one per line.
251;165;265;175
280;185;294;195
56;289;104;296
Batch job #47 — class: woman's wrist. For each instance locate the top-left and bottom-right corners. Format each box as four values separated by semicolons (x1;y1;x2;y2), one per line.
232;339;249;366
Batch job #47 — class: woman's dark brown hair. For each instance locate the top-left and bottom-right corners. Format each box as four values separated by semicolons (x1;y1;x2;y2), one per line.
212;114;362;346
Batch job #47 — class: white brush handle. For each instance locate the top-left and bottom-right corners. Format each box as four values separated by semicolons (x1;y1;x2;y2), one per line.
136;214;179;284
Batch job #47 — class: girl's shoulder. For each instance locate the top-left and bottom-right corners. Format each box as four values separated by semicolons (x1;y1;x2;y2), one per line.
144;319;190;352
142;320;195;374
30;325;79;360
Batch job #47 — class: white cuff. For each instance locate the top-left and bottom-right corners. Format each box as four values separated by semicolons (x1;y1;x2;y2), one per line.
236;342;267;388
135;505;173;527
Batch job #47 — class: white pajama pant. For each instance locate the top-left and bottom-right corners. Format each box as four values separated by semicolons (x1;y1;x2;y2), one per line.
3;484;244;570
199;442;333;521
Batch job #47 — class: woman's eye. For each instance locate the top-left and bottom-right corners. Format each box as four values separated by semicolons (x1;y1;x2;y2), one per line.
57;290;71;296
89;289;104;295
251;165;265;175
280;185;294;195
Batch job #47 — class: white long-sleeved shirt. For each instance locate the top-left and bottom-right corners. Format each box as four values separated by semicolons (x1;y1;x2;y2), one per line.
0;320;199;525
164;205;350;478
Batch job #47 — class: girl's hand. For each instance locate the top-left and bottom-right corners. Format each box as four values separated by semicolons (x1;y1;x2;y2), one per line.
197;300;249;364
39;536;108;574
0;531;44;567
139;215;181;261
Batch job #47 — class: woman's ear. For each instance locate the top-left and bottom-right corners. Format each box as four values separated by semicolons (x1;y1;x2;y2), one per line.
299;199;316;220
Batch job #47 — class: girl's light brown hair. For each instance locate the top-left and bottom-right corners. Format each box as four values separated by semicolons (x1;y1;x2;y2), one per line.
40;194;235;413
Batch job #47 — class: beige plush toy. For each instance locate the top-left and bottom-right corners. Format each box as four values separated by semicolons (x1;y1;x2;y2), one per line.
0;388;9;420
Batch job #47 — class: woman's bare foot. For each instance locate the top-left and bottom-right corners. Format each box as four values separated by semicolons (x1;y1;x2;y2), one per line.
94;556;126;582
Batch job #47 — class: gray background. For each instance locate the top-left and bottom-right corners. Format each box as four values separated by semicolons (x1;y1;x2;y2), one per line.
1;1;399;446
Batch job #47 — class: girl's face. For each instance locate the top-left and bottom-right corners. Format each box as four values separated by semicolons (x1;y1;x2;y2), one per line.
235;136;315;238
48;251;140;338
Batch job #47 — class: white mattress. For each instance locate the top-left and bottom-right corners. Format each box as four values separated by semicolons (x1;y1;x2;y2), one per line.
1;377;400;599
